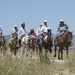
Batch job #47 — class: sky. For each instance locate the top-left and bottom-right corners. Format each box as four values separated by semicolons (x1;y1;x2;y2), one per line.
0;0;75;35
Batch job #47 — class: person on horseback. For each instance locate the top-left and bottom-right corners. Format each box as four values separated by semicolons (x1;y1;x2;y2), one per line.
28;28;36;40
0;26;7;52
0;28;3;44
0;26;6;42
11;25;18;44
36;23;43;45
18;22;28;47
41;20;53;42
0;26;3;37
37;23;43;37
41;20;50;36
11;25;18;35
28;28;37;47
0;26;3;34
55;19;72;46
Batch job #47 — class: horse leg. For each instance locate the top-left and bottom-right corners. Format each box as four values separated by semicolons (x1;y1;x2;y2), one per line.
25;45;28;56
54;45;57;57
36;47;38;55
1;46;3;56
3;47;6;56
29;48;32;57
32;48;35;56
14;49;16;56
61;49;63;60
38;44;42;54
58;48;61;60
21;43;25;56
66;46;69;59
49;46;52;53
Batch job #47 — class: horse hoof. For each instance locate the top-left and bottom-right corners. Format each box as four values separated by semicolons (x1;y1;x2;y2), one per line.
50;50;52;53
58;57;60;60
50;51;52;53
54;55;56;57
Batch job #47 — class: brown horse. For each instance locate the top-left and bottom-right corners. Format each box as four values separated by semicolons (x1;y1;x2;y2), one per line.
54;31;73;59
9;37;18;56
0;34;7;56
43;29;53;53
38;29;53;54
28;36;37;57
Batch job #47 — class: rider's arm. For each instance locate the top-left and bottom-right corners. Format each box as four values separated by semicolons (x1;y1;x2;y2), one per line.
65;24;69;30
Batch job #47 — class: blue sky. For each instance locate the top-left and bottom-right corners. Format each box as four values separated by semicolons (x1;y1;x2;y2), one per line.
0;0;75;35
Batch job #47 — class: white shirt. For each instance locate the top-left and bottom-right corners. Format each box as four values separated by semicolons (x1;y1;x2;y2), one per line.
18;27;28;39
36;27;43;36
41;25;50;33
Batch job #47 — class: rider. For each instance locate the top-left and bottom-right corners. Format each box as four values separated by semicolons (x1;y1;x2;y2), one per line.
28;28;36;40
28;28;37;47
0;26;3;37
0;26;6;43
36;23;43;45
18;22;28;47
55;19;72;46
11;25;18;35
11;25;18;44
41;20;50;37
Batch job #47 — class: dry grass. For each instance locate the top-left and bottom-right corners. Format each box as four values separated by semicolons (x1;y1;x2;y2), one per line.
0;49;75;75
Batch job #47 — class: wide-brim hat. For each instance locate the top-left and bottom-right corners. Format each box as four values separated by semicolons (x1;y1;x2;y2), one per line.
14;25;17;27
40;23;43;26
44;20;47;22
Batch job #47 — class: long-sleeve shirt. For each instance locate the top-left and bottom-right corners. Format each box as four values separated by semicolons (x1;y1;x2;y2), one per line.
36;27;43;36
57;24;69;35
41;25;50;33
28;32;36;38
11;28;18;34
18;27;28;39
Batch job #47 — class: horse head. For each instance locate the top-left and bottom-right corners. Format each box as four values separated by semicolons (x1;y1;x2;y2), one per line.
47;29;51;37
66;31;73;43
21;35;29;44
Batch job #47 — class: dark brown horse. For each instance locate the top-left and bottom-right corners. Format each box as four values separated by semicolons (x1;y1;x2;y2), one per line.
28;36;37;57
54;31;73;59
9;37;18;56
43;29;53;53
0;34;7;56
38;29;53;53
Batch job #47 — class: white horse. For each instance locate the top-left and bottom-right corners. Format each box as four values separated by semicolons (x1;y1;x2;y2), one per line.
21;35;29;57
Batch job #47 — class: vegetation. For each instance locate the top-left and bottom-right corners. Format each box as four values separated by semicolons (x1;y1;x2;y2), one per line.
0;49;75;75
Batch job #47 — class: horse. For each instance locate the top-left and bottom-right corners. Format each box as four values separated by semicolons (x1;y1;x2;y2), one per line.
38;29;53;54
9;37;18;56
42;29;53;53
54;31;73;60
28;35;37;57
21;34;29;56
0;35;7;56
